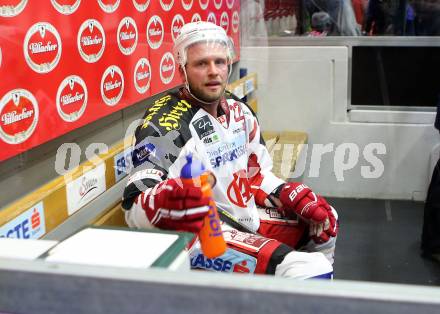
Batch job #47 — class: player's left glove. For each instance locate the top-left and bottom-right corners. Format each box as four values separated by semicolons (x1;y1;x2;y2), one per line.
278;182;338;243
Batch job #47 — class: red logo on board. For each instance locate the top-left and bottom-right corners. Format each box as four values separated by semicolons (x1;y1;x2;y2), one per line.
24;22;62;73
191;13;202;23
117;17;138;55
220;12;229;32
133;0;149;12
232;11;239;33
51;0;81;14
77;19;105;63
171;14;184;42
226;0;234;9
134;58;151;94
0;0;27;17
0;89;38;144
97;0;120;13
199;0;208;9
101;65;124;106
181;0;192;10
159;0;173;11
160;52;175;85
56;75;88;122
146;15;164;50
214;0;222;9
207;12;216;25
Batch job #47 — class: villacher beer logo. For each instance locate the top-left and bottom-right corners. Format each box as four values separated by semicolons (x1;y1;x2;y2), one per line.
159;0;173;11
159;52;175;85
134;57;151;94
181;0;192;11
56;75;88;122
199;0;208;10
77;19;105;63
146;15;164;50
214;0;222;10
220;11;229;32
101;65;124;106
117;17;138;56
132;0;149;12
226;0;233;9
232;11;239;33
0;89;38;145
24;22;62;74
171;14;184;42
50;0;81;15
0;0;27;17
207;12;217;25
97;0;120;13
191;13;202;23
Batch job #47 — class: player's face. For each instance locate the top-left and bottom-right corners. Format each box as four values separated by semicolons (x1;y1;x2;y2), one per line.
183;42;228;103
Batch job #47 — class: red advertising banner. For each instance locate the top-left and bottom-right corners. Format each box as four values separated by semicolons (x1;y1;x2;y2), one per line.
0;0;240;162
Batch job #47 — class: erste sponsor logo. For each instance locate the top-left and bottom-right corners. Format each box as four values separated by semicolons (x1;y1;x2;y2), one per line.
0;202;45;239
0;89;38;144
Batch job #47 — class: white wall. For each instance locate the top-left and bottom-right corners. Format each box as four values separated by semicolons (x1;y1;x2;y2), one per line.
240;46;439;200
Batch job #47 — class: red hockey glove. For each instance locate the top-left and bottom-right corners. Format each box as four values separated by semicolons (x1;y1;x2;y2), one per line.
279;182;338;243
137;178;210;233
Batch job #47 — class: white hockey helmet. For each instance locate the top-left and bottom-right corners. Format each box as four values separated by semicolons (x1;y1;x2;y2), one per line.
173;21;235;67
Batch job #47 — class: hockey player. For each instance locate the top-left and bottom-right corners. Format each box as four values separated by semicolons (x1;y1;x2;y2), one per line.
122;21;338;279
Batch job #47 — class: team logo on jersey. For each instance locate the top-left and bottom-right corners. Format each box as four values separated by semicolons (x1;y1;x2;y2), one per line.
192;115;214;139
220;12;229;32
226;0;233;9
132;0;149;12
227;169;252;208
213;0;222;9
77;19;105;63
51;0;81;15
24;22;62;74
171;14;184;42
0;89;38;144
100;65;124;106
159;52;175;85
146;15;164;50
56;75;88;122
159;0;173;11
117;17;138;56
199;0;208;9
158;99;191;131
97;0;120;13
191;13;202;23
232;11;239;33
134;57;151;94
207;12;216;25
181;0;192;10
0;0;27;17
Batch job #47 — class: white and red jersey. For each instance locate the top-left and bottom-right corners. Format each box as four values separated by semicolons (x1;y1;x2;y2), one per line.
122;87;284;232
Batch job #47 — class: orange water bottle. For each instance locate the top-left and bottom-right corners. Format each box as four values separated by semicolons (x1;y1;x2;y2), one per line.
181;154;226;258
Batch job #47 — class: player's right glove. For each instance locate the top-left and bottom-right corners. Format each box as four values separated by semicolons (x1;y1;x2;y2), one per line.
278;182;338;243
135;178;210;233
